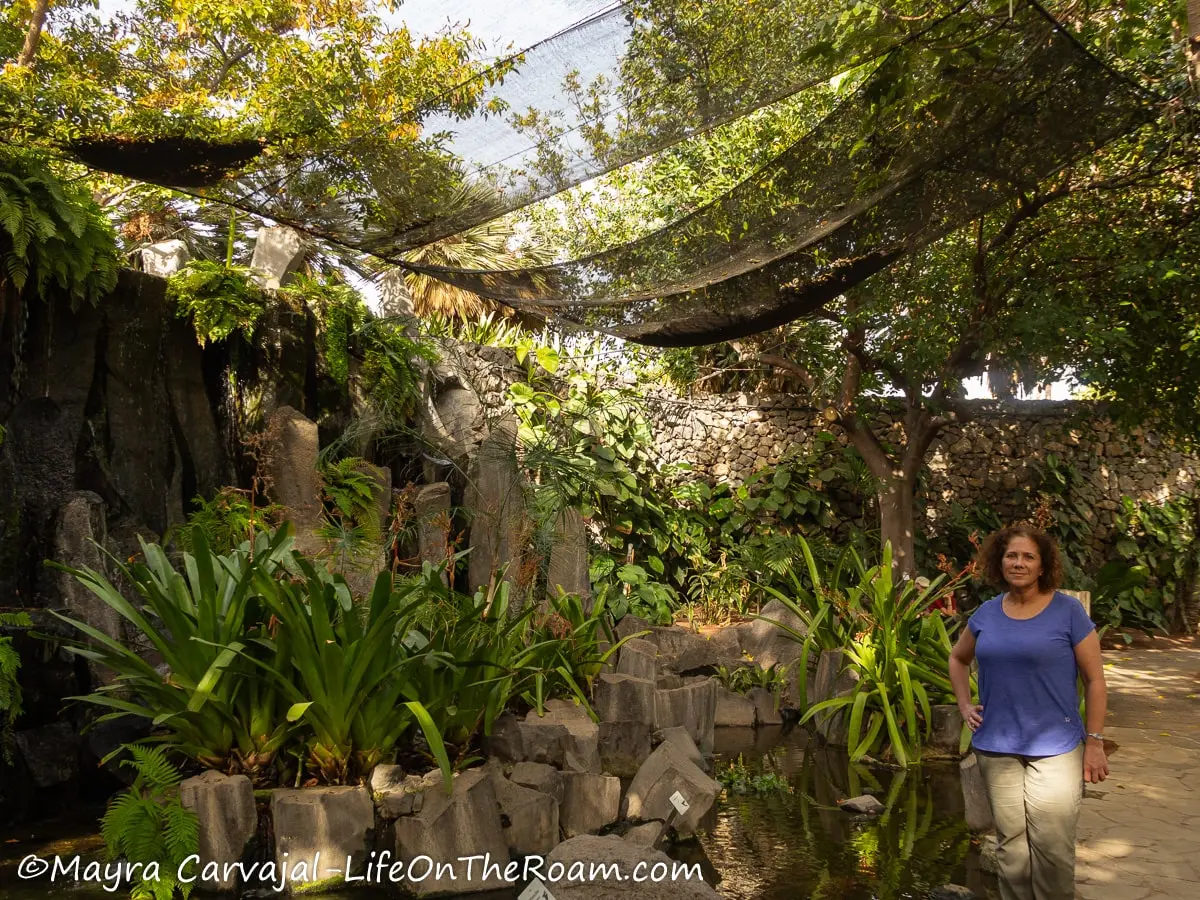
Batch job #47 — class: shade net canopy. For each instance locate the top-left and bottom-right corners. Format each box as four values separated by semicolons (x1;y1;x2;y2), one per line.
57;0;1156;346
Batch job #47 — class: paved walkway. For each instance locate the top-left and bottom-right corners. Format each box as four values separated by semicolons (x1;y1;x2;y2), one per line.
1074;635;1200;900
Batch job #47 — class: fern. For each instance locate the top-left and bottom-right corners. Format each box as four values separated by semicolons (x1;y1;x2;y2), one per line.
357;318;437;423
101;745;199;900
0;611;31;764
0;150;120;393
279;275;369;385
166;487;281;554
166;260;267;346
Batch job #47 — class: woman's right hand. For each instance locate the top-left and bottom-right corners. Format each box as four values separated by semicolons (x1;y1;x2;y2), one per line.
959;703;984;731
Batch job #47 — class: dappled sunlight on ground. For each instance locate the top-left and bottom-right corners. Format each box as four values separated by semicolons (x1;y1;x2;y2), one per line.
1074;637;1200;900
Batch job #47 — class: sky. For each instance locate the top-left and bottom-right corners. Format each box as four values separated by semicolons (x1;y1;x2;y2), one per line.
395;0;618;56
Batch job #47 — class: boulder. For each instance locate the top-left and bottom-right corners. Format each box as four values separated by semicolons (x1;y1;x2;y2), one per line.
594;674;656;726
510;762;564;805
707;625;742;662
483;712;525;763
527;700;601;774
517;720;568;768
743;599;807;670
810;649;859;745
263;406;323;554
620;821;666;848
370;764;408;794
465;416;530;601
179;770;256;892
714;687;756;728
748;687;781;726
394;769;510;895
491;773;559;857
271;786;374;888
14;722;79;787
838;794;885;815
623;741;720;837
979;834;999;874
560;773;621;837
541;835;720;900
546;507;591;607
653;726;707;773
928;705;965;756
52;492;120;683
415;483;452;577
140;239;190;277
597;721;652;777
250;225;305;289
653;627;723;674
615;638;658;682
960;753;995;833
615;615;653;642
655;679;717;755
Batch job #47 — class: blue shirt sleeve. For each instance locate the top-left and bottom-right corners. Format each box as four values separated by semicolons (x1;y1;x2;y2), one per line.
1065;593;1095;646
968;598;992;638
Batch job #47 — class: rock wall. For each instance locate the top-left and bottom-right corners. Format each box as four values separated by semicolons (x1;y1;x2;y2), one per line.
446;346;1200;561
646;394;1199;549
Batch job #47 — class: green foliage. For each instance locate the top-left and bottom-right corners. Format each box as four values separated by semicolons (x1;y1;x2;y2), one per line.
714;662;791;696
395;571;634;752
717;756;792;795
242;561;450;787
166;261;267;346
50;526;628;789
167;487;282;555
0;611;32;763
0;148;119;308
356;318;438;423
319;457;382;539
1105;494;1199;632
512;358;878;627
50;527;301;779
764;540;970;766
100;745;199;900
280;276;369;385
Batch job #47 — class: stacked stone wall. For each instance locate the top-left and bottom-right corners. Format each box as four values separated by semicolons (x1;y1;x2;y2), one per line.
447;346;1200;563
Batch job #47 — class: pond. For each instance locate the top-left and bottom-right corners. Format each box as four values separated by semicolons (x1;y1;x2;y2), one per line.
0;730;997;900
699;726;999;900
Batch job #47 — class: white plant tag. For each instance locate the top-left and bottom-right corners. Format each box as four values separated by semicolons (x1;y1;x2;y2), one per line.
519;878;555;900
669;790;691;815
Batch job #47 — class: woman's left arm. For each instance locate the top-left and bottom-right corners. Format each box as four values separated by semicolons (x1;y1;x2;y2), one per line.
1075;630;1110;783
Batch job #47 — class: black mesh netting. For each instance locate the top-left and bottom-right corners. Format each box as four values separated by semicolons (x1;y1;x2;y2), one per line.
60;0;1157;346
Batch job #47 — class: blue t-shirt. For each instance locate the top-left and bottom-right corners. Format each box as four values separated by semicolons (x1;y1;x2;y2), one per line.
967;591;1095;756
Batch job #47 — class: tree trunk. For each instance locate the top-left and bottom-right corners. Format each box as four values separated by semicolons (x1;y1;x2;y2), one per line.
878;472;918;580
1190;0;1200;90
16;0;51;67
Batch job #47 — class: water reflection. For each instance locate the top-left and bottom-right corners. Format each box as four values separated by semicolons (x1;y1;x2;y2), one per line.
1;730;996;900
700;726;992;900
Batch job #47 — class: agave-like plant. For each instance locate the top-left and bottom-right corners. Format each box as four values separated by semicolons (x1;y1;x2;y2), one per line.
49;527;298;779
241;561;452;788
797;544;972;767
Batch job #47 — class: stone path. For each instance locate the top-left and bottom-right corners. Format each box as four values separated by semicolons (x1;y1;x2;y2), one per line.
1075;635;1200;900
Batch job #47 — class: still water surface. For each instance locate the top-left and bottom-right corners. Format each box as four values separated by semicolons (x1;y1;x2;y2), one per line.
0;728;995;899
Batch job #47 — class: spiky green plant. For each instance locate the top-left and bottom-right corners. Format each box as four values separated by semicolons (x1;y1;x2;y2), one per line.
100;745;199;900
49;527;299;779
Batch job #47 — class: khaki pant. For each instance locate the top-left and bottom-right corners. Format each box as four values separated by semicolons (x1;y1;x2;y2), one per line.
975;744;1084;900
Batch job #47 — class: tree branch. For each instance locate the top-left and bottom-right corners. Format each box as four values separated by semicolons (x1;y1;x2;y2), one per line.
16;0;51;67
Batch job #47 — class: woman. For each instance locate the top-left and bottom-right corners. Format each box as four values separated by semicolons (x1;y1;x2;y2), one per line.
949;525;1109;900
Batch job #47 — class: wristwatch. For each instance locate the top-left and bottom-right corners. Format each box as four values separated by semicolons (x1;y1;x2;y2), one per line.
1086;732;1105;741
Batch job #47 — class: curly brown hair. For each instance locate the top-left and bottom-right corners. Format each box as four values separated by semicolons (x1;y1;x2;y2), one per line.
978;525;1063;593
